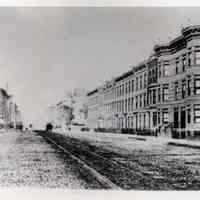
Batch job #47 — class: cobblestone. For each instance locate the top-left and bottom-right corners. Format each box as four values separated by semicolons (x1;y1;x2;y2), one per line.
0;130;99;189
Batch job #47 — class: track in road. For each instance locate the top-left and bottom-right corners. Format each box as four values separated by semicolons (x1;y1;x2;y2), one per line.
43;135;121;190
36;131;175;190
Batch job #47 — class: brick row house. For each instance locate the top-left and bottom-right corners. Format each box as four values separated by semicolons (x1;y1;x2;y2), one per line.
87;25;200;139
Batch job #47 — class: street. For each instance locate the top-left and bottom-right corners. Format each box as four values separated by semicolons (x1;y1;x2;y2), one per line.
41;130;200;190
1;129;200;190
0;130;103;189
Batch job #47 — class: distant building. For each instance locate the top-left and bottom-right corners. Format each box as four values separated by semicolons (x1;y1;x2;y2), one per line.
56;100;73;130
14;104;23;129
48;100;73;131
0;88;10;127
48;88;88;131
0;88;22;128
71;88;87;126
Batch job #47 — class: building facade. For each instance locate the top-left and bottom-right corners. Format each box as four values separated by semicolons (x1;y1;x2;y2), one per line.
48;100;73;131
71;88;87;126
87;25;200;139
0;88;10;127
0;89;22;128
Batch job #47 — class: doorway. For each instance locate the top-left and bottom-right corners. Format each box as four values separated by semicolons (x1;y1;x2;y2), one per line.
181;107;186;129
174;108;179;128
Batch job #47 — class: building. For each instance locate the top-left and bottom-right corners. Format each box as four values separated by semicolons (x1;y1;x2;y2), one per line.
71;88;87;126
14;104;23;129
0;89;22;129
0;88;11;127
48;100;73;131
87;25;200;139
47;88;87;131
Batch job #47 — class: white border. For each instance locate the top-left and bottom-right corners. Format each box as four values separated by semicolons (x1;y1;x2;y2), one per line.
0;2;199;200
0;0;199;7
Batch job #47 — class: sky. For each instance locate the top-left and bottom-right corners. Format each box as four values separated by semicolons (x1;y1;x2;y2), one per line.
0;6;200;128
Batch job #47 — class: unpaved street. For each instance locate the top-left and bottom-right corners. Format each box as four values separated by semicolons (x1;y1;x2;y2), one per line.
0;130;102;189
48;130;200;190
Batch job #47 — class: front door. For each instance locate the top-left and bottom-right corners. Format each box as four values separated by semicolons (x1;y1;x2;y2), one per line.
181;108;186;129
174;108;179;128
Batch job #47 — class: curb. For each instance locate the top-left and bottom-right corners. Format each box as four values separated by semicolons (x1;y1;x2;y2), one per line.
168;141;200;149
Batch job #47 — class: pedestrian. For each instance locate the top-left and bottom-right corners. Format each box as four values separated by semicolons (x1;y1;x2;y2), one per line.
46;123;53;132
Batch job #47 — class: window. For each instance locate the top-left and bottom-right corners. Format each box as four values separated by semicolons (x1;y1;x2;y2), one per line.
155;68;158;82
144;73;147;88
158;63;161;78
187;108;191;124
158;111;160;124
163;61;173;76
119;86;122;96
144;93;146;107
122;85;124;95
140;94;142;108
131;116;133;128
152;69;157;83
152;69;155;82
139;114;141;129
128;98;131;112
195;79;200;94
136;96;138;109
153;112;157;127
149;90;152;105
132;80;134;92
152;89;156;104
158;88;161;102
195;51;200;65
128;81;131;93
125;99;127;112
187;78;191;96
182;80;186;98
143;114;146;129
131;97;134;111
175;59;179;74
140;75;142;90
125;83;128;94
150;90;152;105
163;84;169;101
182;55;186;71
188;51;192;66
163;109;169;124
117;86;120;97
175;82;178;100
149;71;152;83
194;105;200;123
136;77;138;91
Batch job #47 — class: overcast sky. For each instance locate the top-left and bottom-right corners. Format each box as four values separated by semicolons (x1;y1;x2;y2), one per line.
1;7;200;127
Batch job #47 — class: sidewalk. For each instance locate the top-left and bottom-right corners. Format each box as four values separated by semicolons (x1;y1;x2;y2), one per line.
117;133;200;149
57;129;200;150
